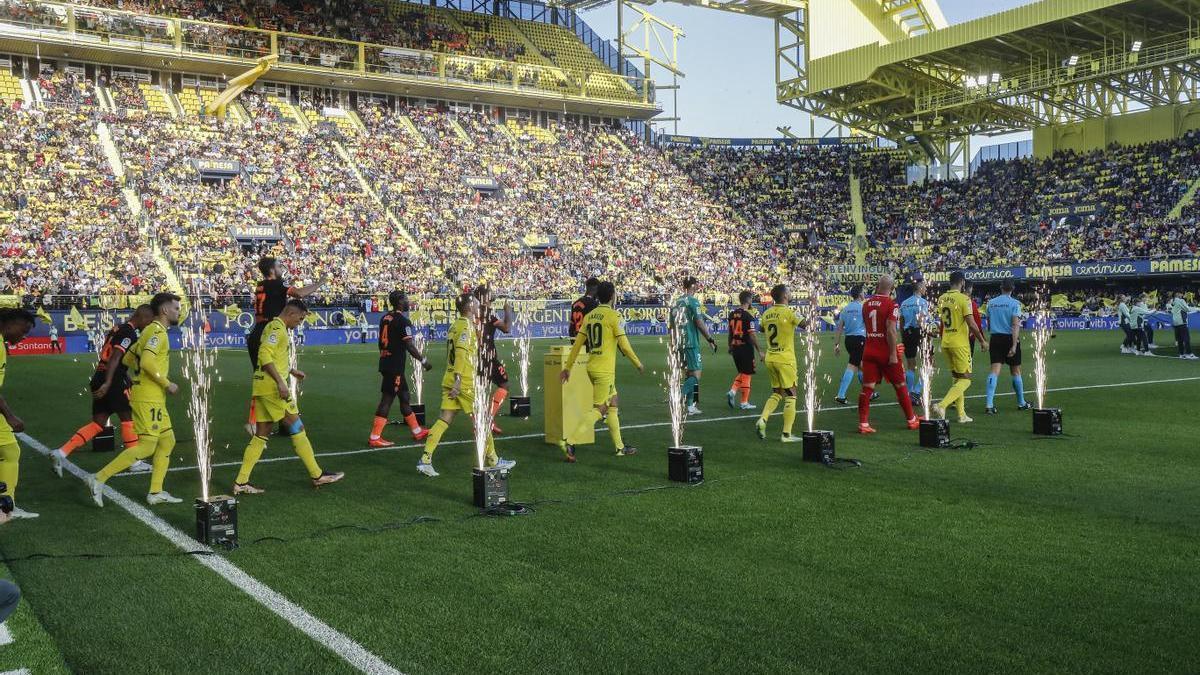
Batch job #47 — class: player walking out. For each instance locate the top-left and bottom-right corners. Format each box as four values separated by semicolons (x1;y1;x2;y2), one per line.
671;276;717;416
0;309;36;519
569;277;600;339
984;280;1031;414
473;286;513;434
900;280;931;403
52;305;154;476
88;294;184;507
417;295;516;477
368;291;432;448
245;257;324;433
1131;296;1152;355
755;284;802;443
559;281;644;462
48;323;61;353
932;272;987;423
856;276;920;433
234;300;344;494
726;291;761;410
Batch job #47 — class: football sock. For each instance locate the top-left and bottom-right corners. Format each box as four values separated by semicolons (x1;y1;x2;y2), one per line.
62;421;103;456
837;368;855;399
985;374;998;408
95;437;155;484
0;442;20;499
681;375;697;406
782;396;797;435
236;435;268;484
120;420;138;446
289;430;321;479
760;393;782;423
421;419;449;464
369;415;387;440
606;407;624;450
858;387;874;425
404;413;421;433
148;430;176;494
1012;375;1027;406
490;387;507;418
896;384;916;420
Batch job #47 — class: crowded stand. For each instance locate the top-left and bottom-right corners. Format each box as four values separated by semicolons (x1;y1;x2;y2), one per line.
860;132;1200;270
0;104;163;299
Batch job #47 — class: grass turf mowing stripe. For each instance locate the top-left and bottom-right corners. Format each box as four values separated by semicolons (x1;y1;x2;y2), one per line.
146;374;1200;475
15;433;403;675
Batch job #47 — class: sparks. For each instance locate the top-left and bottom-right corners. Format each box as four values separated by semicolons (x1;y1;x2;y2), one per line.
472;313;493;470
666;294;686;447
799;278;824;433
919;302;936;417
409;295;426;404
1031;285;1052;409
513;303;532;397
181;296;217;502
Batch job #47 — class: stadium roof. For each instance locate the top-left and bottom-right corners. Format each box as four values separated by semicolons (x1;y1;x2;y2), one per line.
781;0;1200;142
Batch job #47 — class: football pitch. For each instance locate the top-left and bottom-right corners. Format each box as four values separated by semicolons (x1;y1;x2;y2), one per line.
1;331;1198;674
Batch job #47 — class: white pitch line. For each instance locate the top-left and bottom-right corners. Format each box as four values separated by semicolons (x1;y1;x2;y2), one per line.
0;669;31;675
0;624;11;647
149;375;1200;475
17;433;402;675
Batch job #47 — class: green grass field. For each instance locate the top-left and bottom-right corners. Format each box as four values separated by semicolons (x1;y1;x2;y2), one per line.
1;331;1198;674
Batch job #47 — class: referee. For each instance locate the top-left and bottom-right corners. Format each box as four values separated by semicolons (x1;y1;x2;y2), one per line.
899;279;930;405
984;280;1031;414
833;286;876;405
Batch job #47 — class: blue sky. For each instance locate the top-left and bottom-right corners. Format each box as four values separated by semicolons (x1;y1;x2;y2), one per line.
580;0;1035;139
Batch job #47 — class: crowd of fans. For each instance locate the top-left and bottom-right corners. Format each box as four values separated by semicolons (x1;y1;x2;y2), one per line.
3;63;1200;303
349;102;780;299
0;105;162;298
667;145;858;268
860;133;1200;271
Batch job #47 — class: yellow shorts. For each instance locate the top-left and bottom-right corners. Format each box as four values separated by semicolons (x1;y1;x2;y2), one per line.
587;371;617;407
0;414;13;446
765;359;798;390
942;345;972;375
254;394;299;423
440;384;476;412
131;401;172;439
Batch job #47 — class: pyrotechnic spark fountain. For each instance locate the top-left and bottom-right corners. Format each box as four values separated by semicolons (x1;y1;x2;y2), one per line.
181;295;217;501
88;310;113;364
919;306;936;418
514;304;532;397
409;295;426;404
472;312;494;470
1031;285;1052;409
666;296;686;447
800;279;824;432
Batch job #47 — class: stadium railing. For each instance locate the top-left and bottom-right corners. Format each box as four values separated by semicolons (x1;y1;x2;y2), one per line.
0;0;654;106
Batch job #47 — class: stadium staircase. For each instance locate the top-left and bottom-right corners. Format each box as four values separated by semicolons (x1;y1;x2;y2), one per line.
449;119;474;146
332;141;421;250
1168;176;1200;219
23;77;41;106
267;95;306;128
95;121;142;218
494;120;517;143
848;172;868;265
398;115;427;146
95;84;115;111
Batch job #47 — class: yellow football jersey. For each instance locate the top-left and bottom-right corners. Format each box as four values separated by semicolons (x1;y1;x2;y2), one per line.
578;305;625;374
759;305;800;362
124;320;171;403
441;316;477;389
253;318;292;397
937;290;973;349
0;344;9;436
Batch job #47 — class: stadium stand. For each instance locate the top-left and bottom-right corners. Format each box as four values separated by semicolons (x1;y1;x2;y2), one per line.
860;132;1200;270
0;105;163;297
